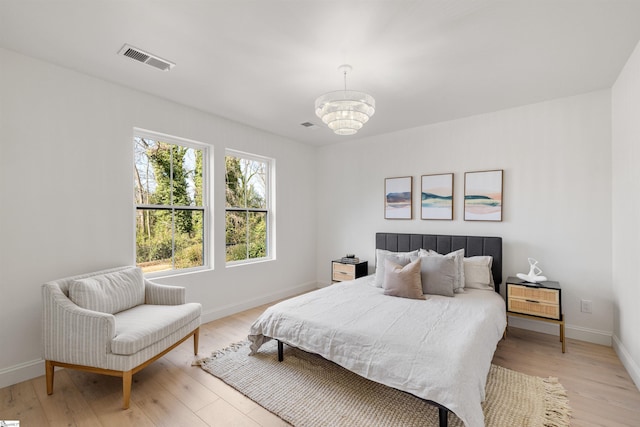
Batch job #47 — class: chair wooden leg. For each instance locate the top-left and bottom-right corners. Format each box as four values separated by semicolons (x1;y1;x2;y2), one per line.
122;370;132;409
45;360;54;395
193;327;200;355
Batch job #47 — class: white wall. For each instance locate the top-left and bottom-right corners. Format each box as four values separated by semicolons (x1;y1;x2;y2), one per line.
2;42;635;389
0;47;318;387
612;40;640;389
316;91;613;346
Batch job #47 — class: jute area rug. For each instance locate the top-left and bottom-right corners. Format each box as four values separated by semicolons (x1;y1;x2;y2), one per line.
196;340;571;427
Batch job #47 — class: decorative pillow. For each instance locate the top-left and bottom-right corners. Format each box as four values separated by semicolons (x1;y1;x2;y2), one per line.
463;256;494;290
374;249;419;287
420;248;465;293
411;255;456;297
69;267;145;314
382;258;425;300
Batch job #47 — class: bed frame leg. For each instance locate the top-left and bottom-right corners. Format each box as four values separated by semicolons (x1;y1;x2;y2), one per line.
439;407;448;427
277;340;283;362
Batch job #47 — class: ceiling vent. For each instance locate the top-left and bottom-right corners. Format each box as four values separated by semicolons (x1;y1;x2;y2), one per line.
300;122;318;129
118;44;175;71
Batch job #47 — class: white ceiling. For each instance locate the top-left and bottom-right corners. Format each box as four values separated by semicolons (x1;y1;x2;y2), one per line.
1;1;640;146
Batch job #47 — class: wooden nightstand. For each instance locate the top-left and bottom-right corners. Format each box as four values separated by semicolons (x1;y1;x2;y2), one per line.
506;276;565;353
331;260;368;283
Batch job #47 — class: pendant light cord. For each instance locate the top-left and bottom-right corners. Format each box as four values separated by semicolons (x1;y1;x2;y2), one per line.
343;68;348;94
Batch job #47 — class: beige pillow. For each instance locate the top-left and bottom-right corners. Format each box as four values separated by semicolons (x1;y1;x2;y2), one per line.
463;256;495;290
383;258;425;300
374;249;419;287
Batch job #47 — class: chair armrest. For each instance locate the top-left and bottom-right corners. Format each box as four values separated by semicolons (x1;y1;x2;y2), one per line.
42;283;116;365
144;279;186;305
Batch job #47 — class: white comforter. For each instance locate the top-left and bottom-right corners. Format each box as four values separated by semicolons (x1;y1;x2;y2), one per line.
248;275;506;427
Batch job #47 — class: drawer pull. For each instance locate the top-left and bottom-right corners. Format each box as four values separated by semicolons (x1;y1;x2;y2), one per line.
525;299;540;303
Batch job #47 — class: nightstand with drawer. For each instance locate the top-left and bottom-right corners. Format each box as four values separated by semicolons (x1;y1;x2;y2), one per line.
331;260;368;283
505;276;565;353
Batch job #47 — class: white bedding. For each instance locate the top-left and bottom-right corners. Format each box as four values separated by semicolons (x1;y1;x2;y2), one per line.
248;275;506;427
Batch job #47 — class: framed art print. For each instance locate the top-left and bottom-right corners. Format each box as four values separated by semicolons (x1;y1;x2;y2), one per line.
421;173;453;220
385;176;412;219
464;169;503;221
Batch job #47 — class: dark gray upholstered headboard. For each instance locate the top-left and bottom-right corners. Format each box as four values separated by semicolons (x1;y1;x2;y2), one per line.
375;233;503;292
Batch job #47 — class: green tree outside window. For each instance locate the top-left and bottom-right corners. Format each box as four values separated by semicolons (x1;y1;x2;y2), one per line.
225;153;271;262
134;135;206;273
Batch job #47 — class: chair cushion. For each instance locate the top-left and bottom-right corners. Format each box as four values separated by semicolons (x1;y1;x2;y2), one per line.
69;267;145;314
111;303;202;355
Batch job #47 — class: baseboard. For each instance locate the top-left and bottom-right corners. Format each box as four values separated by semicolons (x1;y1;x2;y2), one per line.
200;280;319;324
0;358;44;389
612;335;640;392
566;324;612;346
507;315;612;346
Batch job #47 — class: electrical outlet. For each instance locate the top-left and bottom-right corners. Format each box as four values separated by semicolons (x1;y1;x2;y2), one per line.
581;299;592;314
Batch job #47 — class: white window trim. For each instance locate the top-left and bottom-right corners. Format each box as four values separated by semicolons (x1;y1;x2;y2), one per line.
225;148;275;266
133;128;212;277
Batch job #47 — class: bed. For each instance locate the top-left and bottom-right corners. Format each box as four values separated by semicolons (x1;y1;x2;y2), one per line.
248;233;506;427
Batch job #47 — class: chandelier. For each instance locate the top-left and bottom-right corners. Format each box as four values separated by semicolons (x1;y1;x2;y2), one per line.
314;65;375;136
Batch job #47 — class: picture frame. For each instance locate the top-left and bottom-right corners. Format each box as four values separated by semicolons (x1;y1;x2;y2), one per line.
385;176;412;219
421;173;453;220
464;169;503;221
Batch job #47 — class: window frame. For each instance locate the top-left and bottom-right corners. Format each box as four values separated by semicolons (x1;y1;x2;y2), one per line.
225;149;275;266
133;128;211;277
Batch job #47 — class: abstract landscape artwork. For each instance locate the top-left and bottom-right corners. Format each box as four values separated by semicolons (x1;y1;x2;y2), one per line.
464;170;503;221
385;176;412;219
421;173;453;220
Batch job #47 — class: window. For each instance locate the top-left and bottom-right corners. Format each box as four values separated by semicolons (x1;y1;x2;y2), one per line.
134;130;208;274
225;150;273;263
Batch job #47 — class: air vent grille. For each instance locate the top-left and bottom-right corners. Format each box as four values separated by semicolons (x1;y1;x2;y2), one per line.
118;44;175;71
123;48;150;63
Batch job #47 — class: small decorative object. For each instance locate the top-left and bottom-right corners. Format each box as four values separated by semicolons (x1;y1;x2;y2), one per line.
421;173;453;220
517;258;548;283
385;176;412;219
341;254;360;264
464;169;503;221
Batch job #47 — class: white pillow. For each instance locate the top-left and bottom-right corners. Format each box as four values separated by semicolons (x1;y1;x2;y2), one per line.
463;256;495;290
421;248;465;293
69;267;145;314
374;249;419;287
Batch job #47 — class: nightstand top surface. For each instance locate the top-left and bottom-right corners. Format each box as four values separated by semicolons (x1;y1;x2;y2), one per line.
506;276;560;290
332;259;367;264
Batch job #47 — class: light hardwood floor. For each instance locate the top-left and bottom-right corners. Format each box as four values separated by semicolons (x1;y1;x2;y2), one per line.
2;301;639;426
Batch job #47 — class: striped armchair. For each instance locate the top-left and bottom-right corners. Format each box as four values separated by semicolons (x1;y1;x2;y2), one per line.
42;266;201;409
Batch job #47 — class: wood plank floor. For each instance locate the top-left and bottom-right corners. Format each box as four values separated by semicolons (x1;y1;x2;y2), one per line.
2;301;639;426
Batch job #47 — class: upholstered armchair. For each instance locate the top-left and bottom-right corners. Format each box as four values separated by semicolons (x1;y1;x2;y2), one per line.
42;266;201;409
